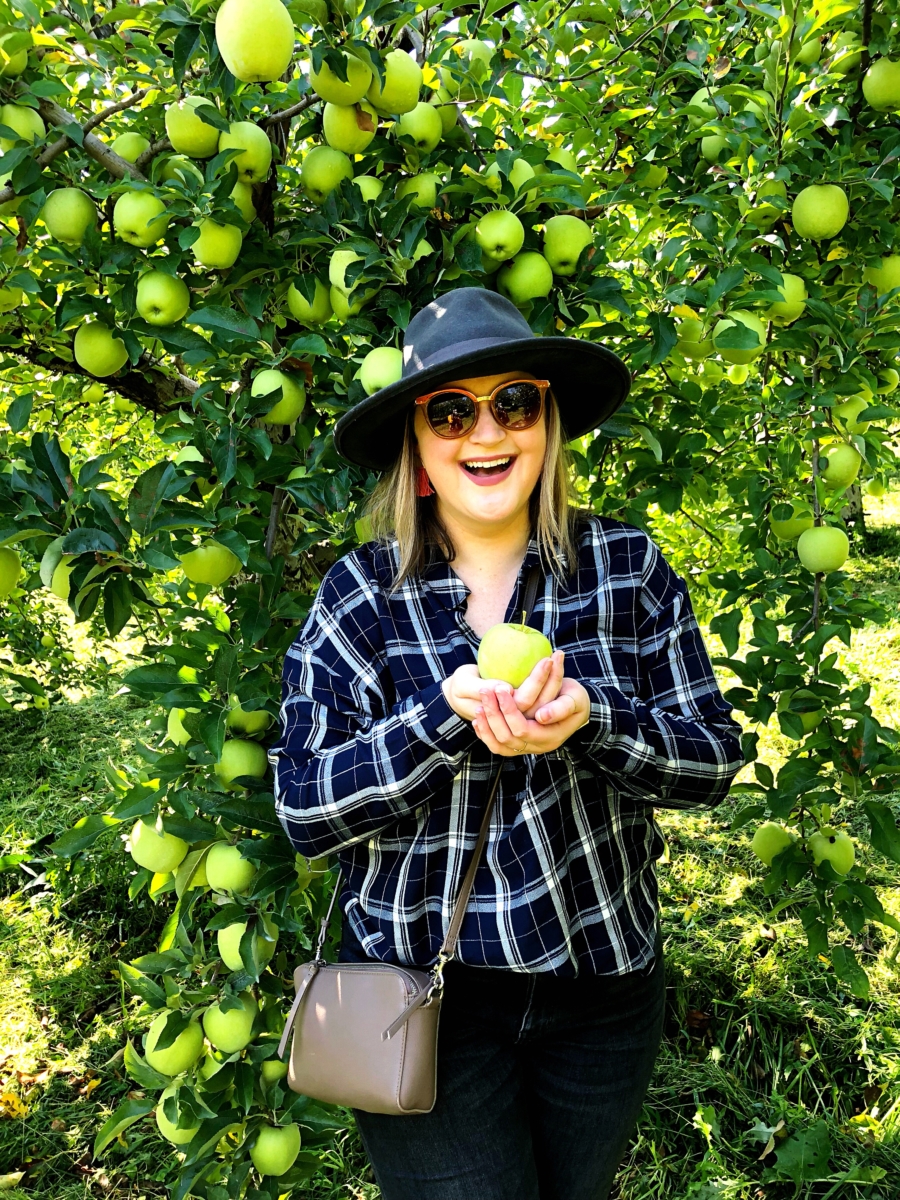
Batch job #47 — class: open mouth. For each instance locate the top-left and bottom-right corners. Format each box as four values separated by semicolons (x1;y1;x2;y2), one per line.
460;455;515;479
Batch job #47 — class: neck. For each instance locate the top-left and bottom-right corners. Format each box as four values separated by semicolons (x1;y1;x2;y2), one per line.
438;502;532;578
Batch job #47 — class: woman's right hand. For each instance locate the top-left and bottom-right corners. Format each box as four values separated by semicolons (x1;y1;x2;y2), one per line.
442;652;566;724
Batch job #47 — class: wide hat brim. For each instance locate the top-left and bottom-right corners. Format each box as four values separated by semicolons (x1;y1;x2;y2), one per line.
333;336;631;472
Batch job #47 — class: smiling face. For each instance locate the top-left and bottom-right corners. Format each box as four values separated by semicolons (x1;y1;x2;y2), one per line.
413;369;548;536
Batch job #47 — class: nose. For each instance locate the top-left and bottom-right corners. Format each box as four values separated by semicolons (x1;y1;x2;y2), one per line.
466;397;507;445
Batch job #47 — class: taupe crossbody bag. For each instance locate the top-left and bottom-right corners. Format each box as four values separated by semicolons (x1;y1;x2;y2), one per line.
277;564;544;1116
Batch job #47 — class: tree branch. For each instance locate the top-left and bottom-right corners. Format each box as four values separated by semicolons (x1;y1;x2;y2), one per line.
82;87;151;134
135;137;172;172
262;94;318;126
12;337;197;413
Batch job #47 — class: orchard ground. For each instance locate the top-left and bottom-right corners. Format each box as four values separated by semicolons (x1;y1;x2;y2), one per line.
1;502;898;1199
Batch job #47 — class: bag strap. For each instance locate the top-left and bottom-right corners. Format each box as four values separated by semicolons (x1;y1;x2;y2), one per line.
433;560;544;974
309;560;544;975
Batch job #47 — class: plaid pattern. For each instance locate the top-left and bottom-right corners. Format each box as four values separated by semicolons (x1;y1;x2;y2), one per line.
271;515;743;976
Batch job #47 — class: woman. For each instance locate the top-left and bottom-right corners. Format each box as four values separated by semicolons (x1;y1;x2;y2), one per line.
271;288;743;1200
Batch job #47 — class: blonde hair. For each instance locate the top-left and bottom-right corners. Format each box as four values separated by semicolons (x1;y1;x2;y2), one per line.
363;390;580;591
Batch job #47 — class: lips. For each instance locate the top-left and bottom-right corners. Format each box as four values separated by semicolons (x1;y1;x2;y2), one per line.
459;456;517;486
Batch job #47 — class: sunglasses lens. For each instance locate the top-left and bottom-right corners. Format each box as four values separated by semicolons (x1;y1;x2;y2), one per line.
426;391;477;437
494;382;543;428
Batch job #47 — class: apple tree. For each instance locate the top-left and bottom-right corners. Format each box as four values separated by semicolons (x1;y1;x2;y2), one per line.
1;0;900;1192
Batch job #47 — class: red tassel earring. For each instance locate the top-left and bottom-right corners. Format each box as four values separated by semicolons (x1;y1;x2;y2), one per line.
416;466;435;498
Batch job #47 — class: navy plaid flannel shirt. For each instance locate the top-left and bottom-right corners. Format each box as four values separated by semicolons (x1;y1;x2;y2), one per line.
270;514;744;977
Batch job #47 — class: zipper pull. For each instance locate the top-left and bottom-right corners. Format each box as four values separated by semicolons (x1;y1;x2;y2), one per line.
381;981;439;1042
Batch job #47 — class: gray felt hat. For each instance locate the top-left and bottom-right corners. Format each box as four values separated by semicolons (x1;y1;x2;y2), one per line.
333;287;630;471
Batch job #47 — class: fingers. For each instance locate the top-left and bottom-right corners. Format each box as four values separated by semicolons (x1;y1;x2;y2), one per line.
534;692;578;725
479;686;529;740
512;655;555;711
520;650;565;718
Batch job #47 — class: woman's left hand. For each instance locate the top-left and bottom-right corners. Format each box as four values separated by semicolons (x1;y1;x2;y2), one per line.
473;677;591;756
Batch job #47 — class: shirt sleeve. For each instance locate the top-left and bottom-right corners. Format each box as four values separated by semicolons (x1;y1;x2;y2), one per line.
566;536;744;810
269;555;478;859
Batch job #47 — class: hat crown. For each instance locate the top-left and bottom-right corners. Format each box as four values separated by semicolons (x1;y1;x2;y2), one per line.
402;288;534;378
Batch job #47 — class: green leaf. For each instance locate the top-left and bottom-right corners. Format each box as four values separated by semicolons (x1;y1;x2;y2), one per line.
709;609;742;656
190;306;260;339
119;961;168;1007
61;527;117;555
93;1097;156;1157
50;814;119;858
129;461;178;537
772;1118;832;1183
862;801;900;864
123;1039;172;1089
646;313;677;365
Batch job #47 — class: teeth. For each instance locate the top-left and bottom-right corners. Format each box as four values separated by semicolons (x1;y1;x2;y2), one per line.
464;457;511;469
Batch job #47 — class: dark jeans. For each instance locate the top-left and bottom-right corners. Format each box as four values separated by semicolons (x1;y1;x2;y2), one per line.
338;920;666;1200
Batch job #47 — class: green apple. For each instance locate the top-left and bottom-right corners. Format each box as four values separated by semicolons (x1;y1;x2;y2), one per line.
181;540;241;585
287;276;332;324
542;214;593;276
863;254;900;296
396;172;439;208
368;48;422;114
686;85;720;127
226;699;273;735
0;546;22;598
74;322;128;377
809;827;855;874
862;58;900;110
136;270;190;326
701;134;728;163
498;251;553;306
202;991;258;1053
747;179;787;229
39;633;55;649
877;367;899;393
819;442;861;488
429;85;458;133
475;209;524;261
353;174;383;202
830;31;863;75
546;146;578;174
796;525;849;573
412;237;434;262
41;188;97;244
727;363;750;384
0;103;45;150
252;368;306;424
0;284;22;312
218;121;272;183
832;397;870;434
485;157;536;195
329;248;364;291
113;190;169;246
712;310;766;364
310;51;372;105
167;706;199;746
130;817;188;873
750;821;797;865
770;503;813;540
159;154;204;186
218;914;279;972
230;180;256;222
155;1083;200;1145
767;273;807;324
206;841;258;893
640;162;668;188
215;0;294;82
192;219;243;269
301;145;353;204
359;346;402;395
165;96;221;158
260;1058;289;1084
439;38;492;100
110;132;150;162
82;382;105;402
777;688;824;736
214;738;268;790
0;30;28;76
330;283;374;319
145;1012;204;1076
792;184;849;240
323;100;378;154
50;558;74;600
396;101;443;152
698;360;724;386
676;317;713;360
251;1123;301;1176
478;622;553;688
867;477;886;497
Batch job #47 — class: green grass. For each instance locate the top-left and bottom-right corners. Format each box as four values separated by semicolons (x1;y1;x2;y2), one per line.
2;555;900;1197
